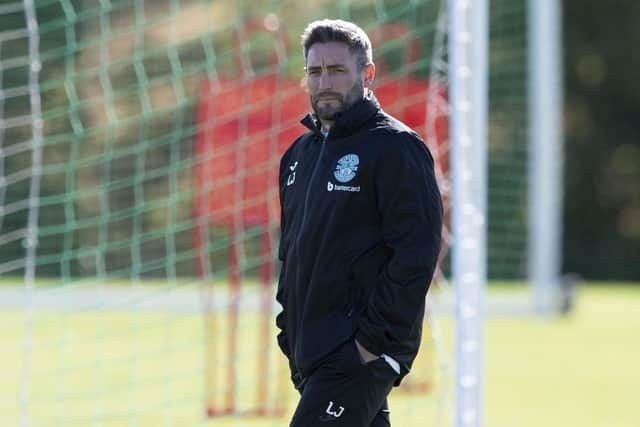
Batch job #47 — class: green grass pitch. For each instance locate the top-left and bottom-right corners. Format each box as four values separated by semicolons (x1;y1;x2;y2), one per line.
1;284;638;426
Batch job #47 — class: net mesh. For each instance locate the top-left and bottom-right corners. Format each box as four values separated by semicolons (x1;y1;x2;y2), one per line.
488;0;529;280
0;0;532;426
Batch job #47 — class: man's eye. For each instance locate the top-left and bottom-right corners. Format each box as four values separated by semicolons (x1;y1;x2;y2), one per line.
307;69;320;75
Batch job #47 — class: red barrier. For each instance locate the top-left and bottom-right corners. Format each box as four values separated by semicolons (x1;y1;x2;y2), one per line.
193;76;447;232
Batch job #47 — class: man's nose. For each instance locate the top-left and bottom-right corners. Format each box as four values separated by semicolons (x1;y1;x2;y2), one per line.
319;71;332;90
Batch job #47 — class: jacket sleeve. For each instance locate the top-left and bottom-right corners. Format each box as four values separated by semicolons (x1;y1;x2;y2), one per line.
275;263;289;359
276;257;304;388
275;149;305;389
275;151;290;360
355;135;443;357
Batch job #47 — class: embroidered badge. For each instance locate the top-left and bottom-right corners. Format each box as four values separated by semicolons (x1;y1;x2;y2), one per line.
334;154;359;183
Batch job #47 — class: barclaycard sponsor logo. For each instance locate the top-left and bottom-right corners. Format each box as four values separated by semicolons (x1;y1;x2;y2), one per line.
327;181;360;192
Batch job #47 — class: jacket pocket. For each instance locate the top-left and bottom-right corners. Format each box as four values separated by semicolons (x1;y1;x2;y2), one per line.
295;309;356;375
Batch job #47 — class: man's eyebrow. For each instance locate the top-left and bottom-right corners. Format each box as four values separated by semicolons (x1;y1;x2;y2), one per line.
306;64;347;70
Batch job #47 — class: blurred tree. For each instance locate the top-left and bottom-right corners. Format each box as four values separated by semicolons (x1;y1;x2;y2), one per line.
563;0;640;280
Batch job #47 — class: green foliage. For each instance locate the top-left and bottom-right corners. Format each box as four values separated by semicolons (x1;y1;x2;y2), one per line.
563;0;640;279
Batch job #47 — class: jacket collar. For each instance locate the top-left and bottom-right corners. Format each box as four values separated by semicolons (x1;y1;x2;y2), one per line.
300;92;381;140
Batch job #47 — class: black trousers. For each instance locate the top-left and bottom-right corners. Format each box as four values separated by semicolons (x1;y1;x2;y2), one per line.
290;339;399;427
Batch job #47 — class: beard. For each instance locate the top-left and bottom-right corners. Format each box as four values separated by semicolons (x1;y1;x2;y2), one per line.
311;79;365;121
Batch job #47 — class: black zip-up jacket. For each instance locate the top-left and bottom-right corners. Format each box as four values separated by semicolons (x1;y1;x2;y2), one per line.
276;93;443;387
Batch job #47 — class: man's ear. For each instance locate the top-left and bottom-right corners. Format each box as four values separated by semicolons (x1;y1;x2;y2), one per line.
363;62;376;88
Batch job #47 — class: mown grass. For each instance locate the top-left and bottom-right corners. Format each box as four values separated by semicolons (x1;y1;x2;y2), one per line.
1;283;638;426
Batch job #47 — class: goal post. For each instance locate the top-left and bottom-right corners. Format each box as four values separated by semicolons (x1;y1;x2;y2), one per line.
528;0;564;314
449;1;488;427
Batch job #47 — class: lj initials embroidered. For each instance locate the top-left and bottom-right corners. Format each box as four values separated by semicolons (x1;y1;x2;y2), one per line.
287;161;298;186
325;401;345;418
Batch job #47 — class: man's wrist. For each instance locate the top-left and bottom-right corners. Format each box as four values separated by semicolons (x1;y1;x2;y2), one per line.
354;338;378;363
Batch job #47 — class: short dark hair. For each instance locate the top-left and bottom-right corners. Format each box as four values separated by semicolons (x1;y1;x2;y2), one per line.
301;19;373;70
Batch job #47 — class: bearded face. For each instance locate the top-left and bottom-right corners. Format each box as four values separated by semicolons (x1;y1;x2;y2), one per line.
310;78;365;121
305;42;373;128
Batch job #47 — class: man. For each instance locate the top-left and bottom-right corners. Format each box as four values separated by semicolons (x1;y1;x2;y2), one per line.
276;19;443;427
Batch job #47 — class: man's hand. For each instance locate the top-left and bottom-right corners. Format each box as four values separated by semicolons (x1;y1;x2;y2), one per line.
354;338;379;363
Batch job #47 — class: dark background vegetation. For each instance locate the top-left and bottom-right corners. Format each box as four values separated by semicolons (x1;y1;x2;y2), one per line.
562;0;640;280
